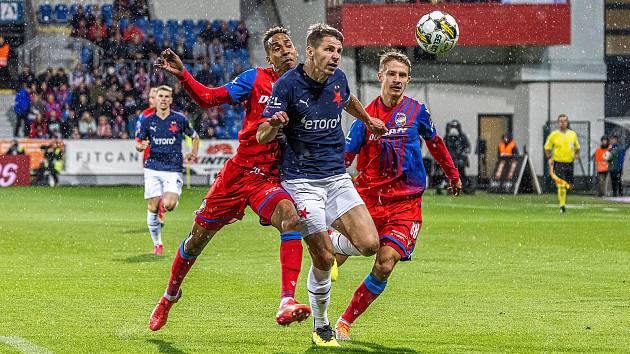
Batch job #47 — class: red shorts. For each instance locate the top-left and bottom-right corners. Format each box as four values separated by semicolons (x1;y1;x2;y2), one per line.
364;195;423;261
194;159;293;231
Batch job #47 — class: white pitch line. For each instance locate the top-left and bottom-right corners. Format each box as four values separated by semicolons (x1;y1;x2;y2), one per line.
0;336;53;354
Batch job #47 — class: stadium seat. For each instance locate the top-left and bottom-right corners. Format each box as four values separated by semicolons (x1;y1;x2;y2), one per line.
135;17;149;34
182;19;194;33
85;4;93;15
101;5;113;26
150;19;164;37
211;19;221;32
39;4;53;24
119;17;130;33
167;20;179;44
228;19;239;32
196;20;209;36
224;49;235;61
69;4;78;18
54;4;69;23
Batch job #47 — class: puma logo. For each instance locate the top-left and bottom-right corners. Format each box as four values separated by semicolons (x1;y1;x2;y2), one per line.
299;98;309;107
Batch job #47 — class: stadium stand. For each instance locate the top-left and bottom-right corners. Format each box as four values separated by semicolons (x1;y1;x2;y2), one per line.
21;2;252;140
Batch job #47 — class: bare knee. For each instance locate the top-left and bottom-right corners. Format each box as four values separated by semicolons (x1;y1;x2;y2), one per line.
164;200;177;211
184;226;216;256
372;255;397;280
357;236;380;257
272;200;304;233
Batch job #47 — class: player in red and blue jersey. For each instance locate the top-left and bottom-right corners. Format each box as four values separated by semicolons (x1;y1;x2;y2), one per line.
136;85;200;256
259;24;387;347
148;27;311;331
331;51;462;341
134;87;168;233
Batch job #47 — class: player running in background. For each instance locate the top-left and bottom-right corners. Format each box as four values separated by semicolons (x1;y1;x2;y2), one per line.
149;27;311;331
136;85;200;255
330;51;462;341
135;87;169;230
258;23;387;347
544;114;580;213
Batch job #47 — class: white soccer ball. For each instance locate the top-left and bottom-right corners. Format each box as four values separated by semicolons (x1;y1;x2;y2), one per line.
415;11;459;55
603;151;611;161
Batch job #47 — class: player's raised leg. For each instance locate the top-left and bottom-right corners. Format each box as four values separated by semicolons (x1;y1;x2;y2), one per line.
336;246;400;340
149;222;218;331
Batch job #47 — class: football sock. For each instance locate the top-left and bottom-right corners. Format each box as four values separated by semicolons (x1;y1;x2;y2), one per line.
165;237;197;299
557;185;567;207
307;265;331;328
341;273;387;324
330;231;362;256
280;231;303;299
147;211;162;246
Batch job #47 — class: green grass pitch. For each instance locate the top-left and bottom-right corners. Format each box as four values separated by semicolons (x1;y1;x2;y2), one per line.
1;186;629;353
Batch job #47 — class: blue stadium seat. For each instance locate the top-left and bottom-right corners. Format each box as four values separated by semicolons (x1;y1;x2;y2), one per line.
101;5;113;26
54;4;69;23
167;20;179;43
149;19;164;36
228;19;239;32
224;49;235;61
196;20;209;36
182;19;194;32
69;4;79;18
134;17;148;34
85;4;93;15
119;17;130;33
39;4;53;24
211;20;221;31
80;46;93;65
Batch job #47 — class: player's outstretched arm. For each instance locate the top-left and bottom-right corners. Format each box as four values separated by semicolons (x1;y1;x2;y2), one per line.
344;94;387;135
156;49;233;109
257;111;288;144
426;134;462;196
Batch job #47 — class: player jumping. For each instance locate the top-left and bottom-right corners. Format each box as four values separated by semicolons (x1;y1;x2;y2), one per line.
258;23;387;347
136;85;200;256
149;27;311;331
330;51;462;340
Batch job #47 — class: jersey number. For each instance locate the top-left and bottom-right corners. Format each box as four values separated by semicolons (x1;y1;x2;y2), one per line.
0;163;18;187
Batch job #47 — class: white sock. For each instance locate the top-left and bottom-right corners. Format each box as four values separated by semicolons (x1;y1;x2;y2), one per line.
307;265;331;328
330;231;362;256
147;211;162;246
280;296;293;307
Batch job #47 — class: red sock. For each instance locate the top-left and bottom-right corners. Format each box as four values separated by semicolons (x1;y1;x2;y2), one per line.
166;242;197;297
279;233;303;299
341;274;386;324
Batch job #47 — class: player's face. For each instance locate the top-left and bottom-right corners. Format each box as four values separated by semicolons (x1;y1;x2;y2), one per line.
148;89;158;108
378;60;410;99
266;33;298;73
156;90;172;110
309;36;343;76
558;116;569;130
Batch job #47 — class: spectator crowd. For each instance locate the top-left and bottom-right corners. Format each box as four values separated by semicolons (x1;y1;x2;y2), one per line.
15;3;252;140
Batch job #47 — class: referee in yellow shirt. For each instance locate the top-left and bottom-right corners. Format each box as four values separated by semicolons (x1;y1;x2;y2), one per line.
544;114;581;213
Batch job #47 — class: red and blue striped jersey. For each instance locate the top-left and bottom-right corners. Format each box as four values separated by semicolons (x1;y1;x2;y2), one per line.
135;107;155;161
179;67;282;175
346;96;436;199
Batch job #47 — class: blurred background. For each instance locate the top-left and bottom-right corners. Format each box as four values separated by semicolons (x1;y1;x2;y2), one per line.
0;0;628;195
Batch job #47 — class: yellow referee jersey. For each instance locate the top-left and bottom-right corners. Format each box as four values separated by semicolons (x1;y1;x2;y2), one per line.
544;129;580;163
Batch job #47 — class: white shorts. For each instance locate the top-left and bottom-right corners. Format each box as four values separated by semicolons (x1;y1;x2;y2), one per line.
144;168;183;199
281;173;364;236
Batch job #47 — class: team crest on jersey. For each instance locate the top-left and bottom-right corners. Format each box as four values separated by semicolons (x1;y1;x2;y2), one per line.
168;122;178;133
395;112;407;127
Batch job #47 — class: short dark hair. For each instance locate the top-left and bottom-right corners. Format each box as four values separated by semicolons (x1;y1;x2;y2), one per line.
558;114;568;120
306;23;344;49
263;26;290;53
379;50;411;73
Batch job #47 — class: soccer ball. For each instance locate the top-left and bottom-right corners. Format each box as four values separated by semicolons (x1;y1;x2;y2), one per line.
415;11;459;55
603;151;611;161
